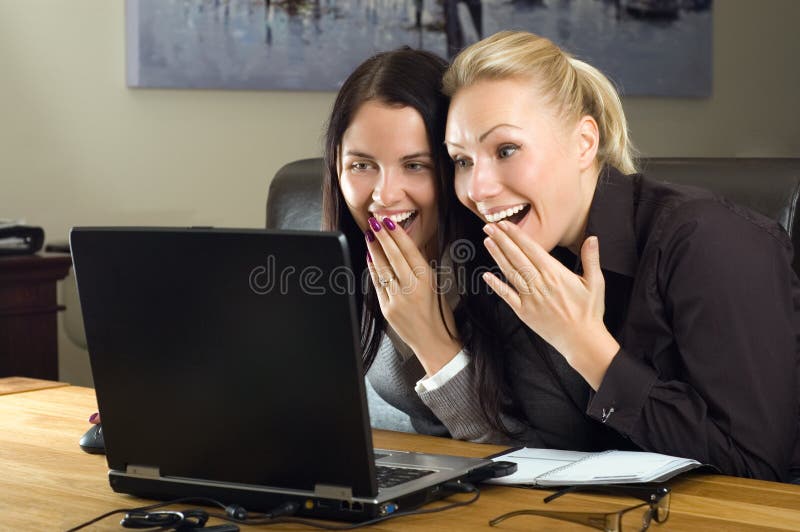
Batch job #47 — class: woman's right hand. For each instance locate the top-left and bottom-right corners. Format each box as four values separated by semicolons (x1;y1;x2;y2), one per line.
365;216;461;375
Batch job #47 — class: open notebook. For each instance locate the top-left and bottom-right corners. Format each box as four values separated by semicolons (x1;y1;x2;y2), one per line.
487;448;702;486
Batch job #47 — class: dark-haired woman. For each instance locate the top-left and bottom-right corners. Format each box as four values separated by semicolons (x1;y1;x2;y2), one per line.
322;47;477;436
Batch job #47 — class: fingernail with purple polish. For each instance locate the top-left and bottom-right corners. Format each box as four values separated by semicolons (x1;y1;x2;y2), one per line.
365;229;375;242
367;251;372;263
369;217;382;232
382;217;396;231
89;412;99;423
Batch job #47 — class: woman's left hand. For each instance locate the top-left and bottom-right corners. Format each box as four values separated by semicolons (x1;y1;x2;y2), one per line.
482;220;619;389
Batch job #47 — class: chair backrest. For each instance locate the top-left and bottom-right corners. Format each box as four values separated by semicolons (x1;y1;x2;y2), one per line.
266;157;800;275
265;158;325;231
639;158;800;240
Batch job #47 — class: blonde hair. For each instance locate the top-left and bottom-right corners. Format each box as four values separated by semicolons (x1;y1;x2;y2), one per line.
443;31;637;174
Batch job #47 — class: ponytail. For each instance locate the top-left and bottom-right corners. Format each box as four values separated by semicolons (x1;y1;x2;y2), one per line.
569;58;637;174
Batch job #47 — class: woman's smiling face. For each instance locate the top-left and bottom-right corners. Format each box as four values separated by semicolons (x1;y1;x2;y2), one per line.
339;100;439;258
445;77;593;252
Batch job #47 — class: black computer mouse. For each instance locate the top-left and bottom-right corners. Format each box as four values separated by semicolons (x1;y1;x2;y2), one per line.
79;424;106;454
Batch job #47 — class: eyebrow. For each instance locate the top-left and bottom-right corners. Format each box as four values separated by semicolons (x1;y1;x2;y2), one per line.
343;150;432;161
343;150;374;159
480;123;522;142
400;152;432;161
445;123;523;148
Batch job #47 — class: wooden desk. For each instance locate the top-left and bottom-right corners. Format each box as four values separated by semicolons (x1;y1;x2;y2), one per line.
3;386;800;531
0;375;67;395
0;253;72;379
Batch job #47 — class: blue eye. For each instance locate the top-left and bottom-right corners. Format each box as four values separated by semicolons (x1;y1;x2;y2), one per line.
351;162;371;171
498;145;519;158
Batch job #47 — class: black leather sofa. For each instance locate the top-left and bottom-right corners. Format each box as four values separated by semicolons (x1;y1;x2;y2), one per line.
266;157;800;276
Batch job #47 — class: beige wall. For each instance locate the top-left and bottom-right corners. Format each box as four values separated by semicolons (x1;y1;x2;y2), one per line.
0;0;798;385
624;0;800;158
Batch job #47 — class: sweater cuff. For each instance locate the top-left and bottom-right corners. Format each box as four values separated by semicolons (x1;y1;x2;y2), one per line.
586;348;658;435
414;349;469;393
417;363;493;441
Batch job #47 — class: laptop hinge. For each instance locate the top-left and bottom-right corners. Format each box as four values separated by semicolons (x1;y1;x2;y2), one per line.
314;484;353;500
125;464;161;478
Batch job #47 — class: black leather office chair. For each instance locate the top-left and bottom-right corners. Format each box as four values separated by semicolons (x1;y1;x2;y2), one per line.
266;157;800;276
265;158;326;231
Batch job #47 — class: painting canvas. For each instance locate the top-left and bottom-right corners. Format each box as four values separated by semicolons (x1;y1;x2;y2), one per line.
126;0;712;97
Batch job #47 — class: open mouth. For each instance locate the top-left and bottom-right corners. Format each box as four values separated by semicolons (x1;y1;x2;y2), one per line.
485;204;530;225
372;210;418;231
398;211;418;230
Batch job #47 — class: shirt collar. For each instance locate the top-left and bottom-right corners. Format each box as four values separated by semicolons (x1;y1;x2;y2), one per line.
583;166;639;278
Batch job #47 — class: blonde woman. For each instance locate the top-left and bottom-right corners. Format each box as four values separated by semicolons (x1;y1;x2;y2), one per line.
431;31;798;481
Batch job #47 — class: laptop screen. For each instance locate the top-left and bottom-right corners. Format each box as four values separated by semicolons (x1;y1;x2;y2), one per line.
71;227;379;497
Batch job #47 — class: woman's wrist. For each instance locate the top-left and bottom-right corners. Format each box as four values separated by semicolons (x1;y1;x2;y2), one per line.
412;337;463;376
563;326;619;390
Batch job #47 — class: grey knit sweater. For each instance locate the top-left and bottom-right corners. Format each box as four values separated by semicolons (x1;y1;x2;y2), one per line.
366;306;630;451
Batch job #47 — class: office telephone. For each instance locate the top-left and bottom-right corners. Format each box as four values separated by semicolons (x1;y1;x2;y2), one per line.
0;219;44;255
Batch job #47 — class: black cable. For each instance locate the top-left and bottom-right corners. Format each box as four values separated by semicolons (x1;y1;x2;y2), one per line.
66;483;479;531
120;508;209;530
66;497;260;532
65;507;129;532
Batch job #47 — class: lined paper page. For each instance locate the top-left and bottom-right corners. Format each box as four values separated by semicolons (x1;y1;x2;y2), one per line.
544;451;697;484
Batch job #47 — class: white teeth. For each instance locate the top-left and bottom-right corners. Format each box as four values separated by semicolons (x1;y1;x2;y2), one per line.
373;210;416;223
484;204;527;223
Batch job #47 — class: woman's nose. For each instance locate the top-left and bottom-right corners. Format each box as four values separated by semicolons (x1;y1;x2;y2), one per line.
467;160;502;203
372;169;403;206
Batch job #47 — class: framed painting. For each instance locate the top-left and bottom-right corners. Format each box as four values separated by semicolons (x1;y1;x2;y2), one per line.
126;0;712;96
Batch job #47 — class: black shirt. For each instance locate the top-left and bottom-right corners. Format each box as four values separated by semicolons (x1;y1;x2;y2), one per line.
568;166;800;481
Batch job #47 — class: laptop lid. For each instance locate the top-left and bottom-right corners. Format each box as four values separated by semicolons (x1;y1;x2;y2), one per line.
71;227;379;497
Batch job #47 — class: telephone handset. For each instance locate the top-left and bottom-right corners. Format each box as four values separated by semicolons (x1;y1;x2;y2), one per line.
0;219;45;256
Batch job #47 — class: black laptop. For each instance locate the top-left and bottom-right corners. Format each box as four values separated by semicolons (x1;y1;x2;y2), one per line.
70;227;493;521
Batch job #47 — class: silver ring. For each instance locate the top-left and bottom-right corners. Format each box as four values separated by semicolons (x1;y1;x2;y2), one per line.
378;276;394;287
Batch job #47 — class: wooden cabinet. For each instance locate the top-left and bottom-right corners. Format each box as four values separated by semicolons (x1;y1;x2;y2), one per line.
0;254;72;379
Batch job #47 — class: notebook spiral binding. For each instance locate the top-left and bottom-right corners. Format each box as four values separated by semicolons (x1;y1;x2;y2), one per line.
534;449;616;482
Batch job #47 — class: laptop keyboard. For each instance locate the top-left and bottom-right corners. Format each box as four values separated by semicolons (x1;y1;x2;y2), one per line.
375;465;435;489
